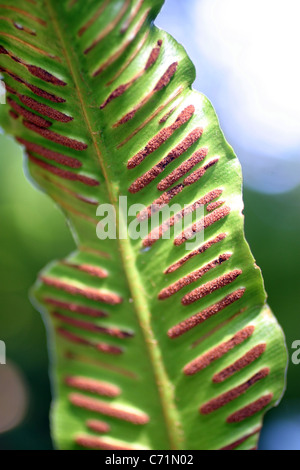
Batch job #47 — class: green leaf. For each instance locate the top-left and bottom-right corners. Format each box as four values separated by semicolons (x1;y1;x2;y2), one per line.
0;0;287;450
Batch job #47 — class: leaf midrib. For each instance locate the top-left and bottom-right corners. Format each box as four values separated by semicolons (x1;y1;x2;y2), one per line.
45;0;183;450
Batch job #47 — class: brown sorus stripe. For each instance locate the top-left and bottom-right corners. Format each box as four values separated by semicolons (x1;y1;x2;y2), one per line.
26;65;66;86
106;30;149;86
93;9;150;77
0;66;65;102
0;17;36;36
61;193;97;210
84;0;131;54
118;86;183;149
213;343;267;383
115;62;178;127
139;185;213;223
7;97;51;128
0;5;47;26
120;0;145;33
200;368;270;415
143;189;223;247
159;254;231;300
80;246;111;259
18;137;81;168
191;307;247;349
46;202;96;227
184;326;255;376
100;39;162;109
174;205;231;246
65;351;137;380
9;110;19;119
165;233;227;274
0;46;62;83
51;196;98;225
129;128;203;193
145;39;162;70
101;82;132;109
62;261;107;278
101;66;144;108
159;106;176;124
139;162;219;221
19;94;73;122
207;200;225;212
28;154;99;186
220;428;261;451
27;82;65;103
127;105;195;169
183;157;219;186
168;288;245;339
182;269;242;306
154;62;178;91
78;0;110;36
58;327;90;346
23;120;87;150
44;297;108;318
137;183;184;221
65;376;120;397
0;43;23;61
86;419;110;434
157;147;209;191
0;45;8;54
75;435;134;451
57;327;123;355
53;311;133;339
14;21;36;36
227;394;273;424
4;83;17;95
41;276;122;305
70;393;150;425
42;178;99;205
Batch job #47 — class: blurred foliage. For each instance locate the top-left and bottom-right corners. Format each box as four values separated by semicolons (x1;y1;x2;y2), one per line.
0;132;299;449
0;134;74;449
244;184;300;401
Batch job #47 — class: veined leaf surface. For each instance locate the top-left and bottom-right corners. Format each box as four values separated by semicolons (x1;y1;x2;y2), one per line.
0;0;287;450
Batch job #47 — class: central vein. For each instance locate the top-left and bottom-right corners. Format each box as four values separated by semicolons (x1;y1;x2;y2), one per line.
46;0;183;450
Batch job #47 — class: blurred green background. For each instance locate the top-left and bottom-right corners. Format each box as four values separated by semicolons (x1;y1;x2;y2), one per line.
0;133;299;450
0;135;74;449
